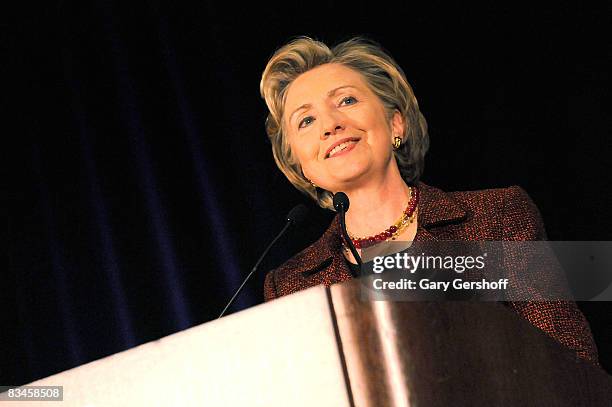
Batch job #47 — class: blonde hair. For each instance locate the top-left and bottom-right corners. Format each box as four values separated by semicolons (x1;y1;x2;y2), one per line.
260;35;429;210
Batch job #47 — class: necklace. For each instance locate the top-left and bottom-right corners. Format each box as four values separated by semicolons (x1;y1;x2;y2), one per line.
344;185;419;250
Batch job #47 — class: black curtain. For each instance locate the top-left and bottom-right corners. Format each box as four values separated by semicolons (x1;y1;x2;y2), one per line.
6;2;611;385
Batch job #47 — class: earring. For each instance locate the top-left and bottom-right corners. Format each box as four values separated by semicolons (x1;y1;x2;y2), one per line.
308;179;317;188
392;135;402;150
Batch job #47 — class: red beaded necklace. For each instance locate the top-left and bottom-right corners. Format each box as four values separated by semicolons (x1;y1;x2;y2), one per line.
345;185;419;249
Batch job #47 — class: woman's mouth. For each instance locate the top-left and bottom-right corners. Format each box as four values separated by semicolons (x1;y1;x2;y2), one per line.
325;138;360;159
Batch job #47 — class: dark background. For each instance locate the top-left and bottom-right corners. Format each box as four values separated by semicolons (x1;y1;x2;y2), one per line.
5;1;611;385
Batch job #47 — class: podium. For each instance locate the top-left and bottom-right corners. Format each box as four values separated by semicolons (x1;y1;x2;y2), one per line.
3;279;611;406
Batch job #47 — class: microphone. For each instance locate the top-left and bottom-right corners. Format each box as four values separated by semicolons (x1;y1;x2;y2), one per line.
218;204;309;318
333;192;362;270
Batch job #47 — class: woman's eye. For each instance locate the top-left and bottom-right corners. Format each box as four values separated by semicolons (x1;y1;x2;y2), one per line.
340;96;357;105
298;116;314;129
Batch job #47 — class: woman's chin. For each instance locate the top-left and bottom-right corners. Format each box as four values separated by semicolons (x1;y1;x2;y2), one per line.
325;169;371;189
318;156;374;189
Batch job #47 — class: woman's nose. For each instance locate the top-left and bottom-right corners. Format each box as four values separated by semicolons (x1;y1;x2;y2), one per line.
321;111;346;139
323;124;345;138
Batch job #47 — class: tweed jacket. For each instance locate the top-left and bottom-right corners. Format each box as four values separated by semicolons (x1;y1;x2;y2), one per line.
263;182;599;365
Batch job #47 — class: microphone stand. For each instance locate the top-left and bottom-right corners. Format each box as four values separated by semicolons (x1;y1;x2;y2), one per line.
218;222;291;319
218;204;308;319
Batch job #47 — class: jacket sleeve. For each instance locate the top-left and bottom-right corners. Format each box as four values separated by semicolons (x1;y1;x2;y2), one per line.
502;186;600;365
263;270;278;302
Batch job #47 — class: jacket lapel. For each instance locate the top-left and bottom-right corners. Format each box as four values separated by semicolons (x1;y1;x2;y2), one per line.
290;214;353;285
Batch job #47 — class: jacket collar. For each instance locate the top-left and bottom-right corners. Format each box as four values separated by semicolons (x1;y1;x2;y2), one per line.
417;181;468;228
294;181;468;278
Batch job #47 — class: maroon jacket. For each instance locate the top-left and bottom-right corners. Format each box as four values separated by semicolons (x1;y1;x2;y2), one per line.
263;182;599;365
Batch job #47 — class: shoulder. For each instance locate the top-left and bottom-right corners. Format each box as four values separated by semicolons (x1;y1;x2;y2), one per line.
263;244;313;302
459;185;546;240
263;244;308;302
263;264;278;302
419;182;547;240
442;184;531;214
495;185;547;240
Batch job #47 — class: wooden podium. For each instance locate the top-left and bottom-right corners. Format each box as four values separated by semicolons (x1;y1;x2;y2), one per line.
4;279;611;406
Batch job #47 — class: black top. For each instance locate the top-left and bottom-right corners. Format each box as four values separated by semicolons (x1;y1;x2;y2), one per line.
346;258;361;277
344;244;414;277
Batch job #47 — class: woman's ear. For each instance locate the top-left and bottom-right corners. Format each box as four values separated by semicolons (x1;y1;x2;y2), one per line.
391;110;405;141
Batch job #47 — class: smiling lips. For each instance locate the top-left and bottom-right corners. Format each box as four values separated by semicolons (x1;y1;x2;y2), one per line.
325;137;360;159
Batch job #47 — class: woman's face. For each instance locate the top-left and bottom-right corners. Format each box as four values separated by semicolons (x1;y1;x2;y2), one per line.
283;63;403;193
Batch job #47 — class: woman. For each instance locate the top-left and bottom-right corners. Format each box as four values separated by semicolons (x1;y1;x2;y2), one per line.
258;35;599;365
